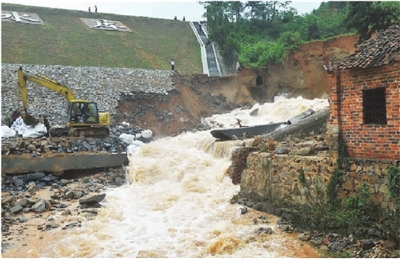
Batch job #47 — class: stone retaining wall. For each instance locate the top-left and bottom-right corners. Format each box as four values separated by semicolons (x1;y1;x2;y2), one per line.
240;153;334;205
341;159;399;210
239;152;398;211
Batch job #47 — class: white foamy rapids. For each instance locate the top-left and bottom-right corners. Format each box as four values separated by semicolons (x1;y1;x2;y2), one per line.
39;133;314;258
32;97;327;257
203;96;329;129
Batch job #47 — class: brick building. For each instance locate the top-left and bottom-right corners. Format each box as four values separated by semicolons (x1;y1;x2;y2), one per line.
328;23;400;160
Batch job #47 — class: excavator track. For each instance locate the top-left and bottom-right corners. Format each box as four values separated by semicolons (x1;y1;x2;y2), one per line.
70;127;110;138
50;127;110;138
50;127;70;137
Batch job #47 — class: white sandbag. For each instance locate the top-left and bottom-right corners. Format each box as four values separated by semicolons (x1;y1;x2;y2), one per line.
141;129;153;139
22;123;47;138
127;141;144;157
119;133;136;145
11;117;27;135
10;117;47;138
1;126;16;138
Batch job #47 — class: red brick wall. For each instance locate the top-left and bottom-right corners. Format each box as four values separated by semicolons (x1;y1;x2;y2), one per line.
328;62;400;160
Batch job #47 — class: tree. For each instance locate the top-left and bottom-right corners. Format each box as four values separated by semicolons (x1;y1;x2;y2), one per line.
304;14;321;41
199;0;400;69
245;1;262;19
344;1;400;43
226;1;245;23
268;1;291;21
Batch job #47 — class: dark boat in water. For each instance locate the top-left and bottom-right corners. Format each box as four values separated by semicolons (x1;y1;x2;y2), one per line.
210;122;287;141
210;108;316;141
286;108;315;124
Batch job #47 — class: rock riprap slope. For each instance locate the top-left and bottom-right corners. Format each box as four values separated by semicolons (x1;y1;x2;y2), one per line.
1;64;176;126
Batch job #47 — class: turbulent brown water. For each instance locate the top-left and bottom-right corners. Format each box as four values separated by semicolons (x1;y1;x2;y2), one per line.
3;97;328;258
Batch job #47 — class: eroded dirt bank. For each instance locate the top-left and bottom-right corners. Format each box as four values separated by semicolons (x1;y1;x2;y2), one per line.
115;34;359;137
116;73;257;138
240;34;359;103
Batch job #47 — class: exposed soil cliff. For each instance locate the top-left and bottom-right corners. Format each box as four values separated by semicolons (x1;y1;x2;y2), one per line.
117;73;256;137
241;34;359;102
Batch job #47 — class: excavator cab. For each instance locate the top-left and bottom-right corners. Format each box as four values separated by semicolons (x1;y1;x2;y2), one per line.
68;101;100;124
67;101;109;125
61;100;110;137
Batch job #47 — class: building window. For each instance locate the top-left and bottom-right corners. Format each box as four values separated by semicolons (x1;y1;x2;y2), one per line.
362;88;387;124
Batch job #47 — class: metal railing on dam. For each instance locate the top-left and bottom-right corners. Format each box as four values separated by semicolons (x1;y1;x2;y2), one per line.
190;21;221;77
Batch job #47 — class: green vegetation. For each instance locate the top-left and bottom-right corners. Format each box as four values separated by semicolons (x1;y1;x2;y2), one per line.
326;169;343;210
341;185;375;229
202;1;400;69
4;2;399;74
388;166;400;200
344;1;400;43
381;166;400;242
298;169;306;187
1;3;202;74
337;133;350;168
3;2;399;73
262;161;270;171
320;250;351;258
326;134;347;210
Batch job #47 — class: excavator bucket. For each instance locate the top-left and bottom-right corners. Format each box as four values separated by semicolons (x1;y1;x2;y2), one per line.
22;113;40;126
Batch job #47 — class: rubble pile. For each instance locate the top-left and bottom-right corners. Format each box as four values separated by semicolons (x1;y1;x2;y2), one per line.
276;219;400;258
1;168;126;193
110;121;153;142
1;136;127;156
9;117;47;138
1;168;126;253
1;120;154;157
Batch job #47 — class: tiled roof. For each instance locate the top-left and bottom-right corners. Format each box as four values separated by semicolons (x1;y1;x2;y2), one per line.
337;23;400;70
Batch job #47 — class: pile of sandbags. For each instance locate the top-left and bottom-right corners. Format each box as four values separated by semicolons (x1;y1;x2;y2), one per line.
1;125;16;138
8;117;47;138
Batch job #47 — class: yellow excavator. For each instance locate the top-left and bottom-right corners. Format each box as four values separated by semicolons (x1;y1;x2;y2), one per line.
17;66;110;137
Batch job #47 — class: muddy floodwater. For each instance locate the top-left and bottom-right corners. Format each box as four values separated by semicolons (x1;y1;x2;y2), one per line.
2;97;329;257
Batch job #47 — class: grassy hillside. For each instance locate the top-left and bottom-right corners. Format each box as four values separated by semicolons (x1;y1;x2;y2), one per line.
1;3;202;74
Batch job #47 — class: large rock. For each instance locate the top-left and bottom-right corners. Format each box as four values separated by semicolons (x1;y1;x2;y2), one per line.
10;204;23;214
79;193;106;204
31;200;47;213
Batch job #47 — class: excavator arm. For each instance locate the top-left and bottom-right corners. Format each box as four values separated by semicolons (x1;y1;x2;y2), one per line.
17;66;76;125
18;66;76;102
16;66;110;137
